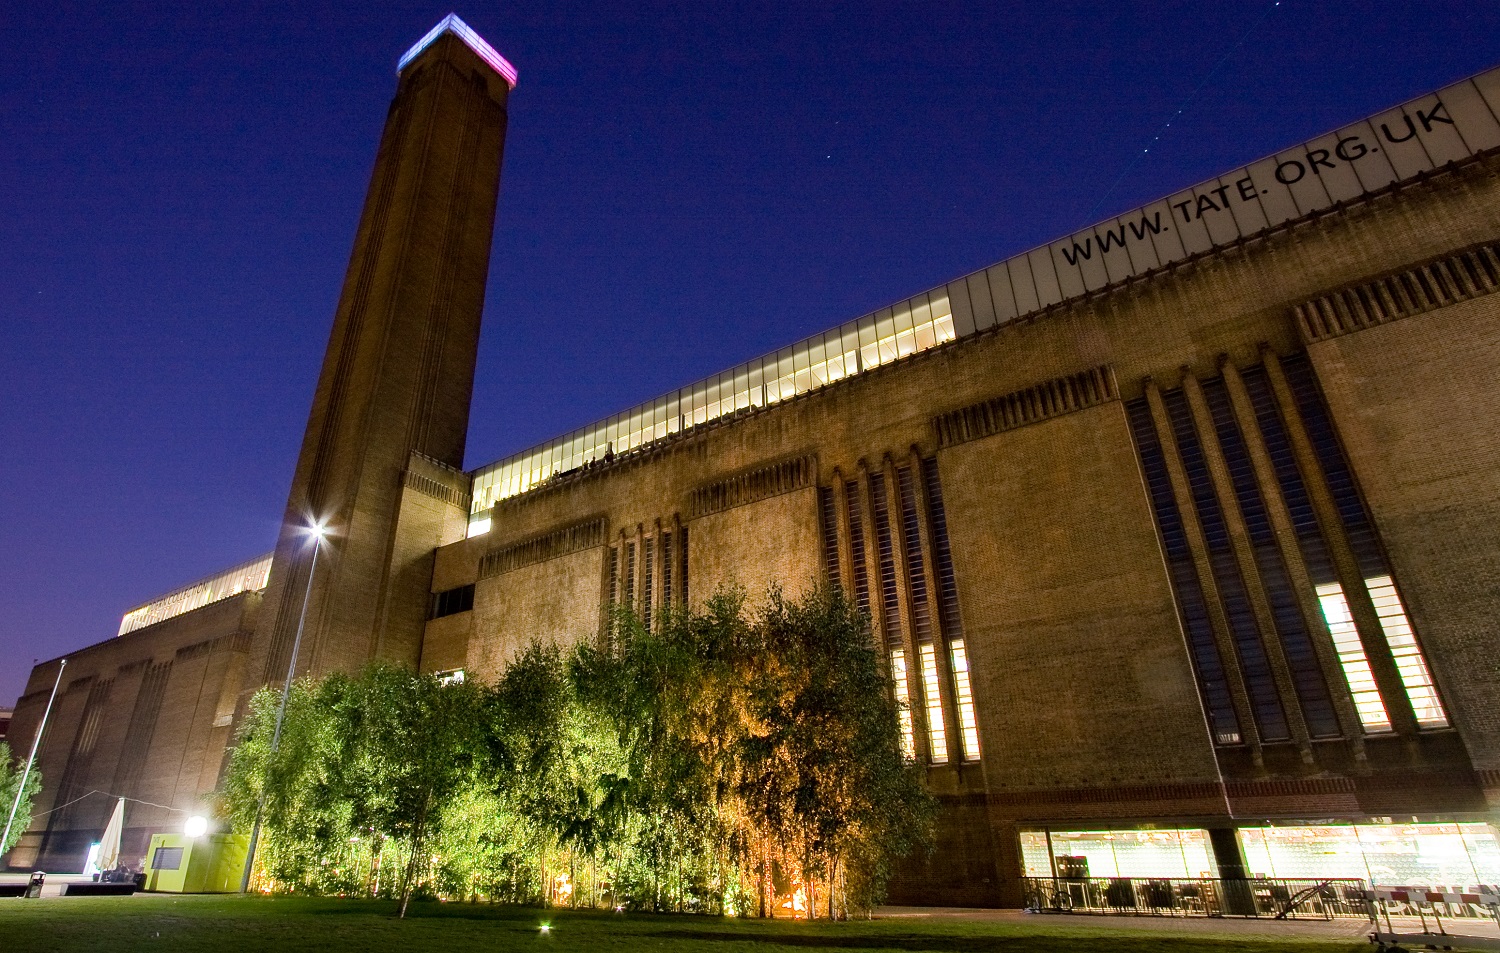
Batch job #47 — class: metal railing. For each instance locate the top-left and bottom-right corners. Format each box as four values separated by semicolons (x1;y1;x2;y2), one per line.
1022;876;1372;919
1370;885;1500;926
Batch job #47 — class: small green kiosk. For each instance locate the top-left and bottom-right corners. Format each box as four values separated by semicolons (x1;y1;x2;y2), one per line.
142;833;249;893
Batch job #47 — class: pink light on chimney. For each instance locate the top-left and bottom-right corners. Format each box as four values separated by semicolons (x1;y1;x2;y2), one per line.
398;13;518;89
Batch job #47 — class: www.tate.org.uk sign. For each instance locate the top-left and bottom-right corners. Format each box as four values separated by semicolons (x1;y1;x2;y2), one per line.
940;66;1500;335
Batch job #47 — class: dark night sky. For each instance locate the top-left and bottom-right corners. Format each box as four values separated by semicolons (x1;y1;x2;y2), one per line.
3;2;1498;706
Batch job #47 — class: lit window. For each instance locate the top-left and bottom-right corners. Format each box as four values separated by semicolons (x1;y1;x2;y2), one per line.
1316;582;1391;732
890;649;916;759
625;542;636;610
118;552;275;636
1317;577;1447;732
919;643;949;764
661;532;673;608
607;546;620;609
859;310;955;372
435;669;465;685
1365;575;1447;728
464;306;957;514
466;515;491;537
949;639;981;761
765;344;863;404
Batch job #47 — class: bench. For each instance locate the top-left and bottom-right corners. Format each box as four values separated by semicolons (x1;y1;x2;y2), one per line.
62;883;137;896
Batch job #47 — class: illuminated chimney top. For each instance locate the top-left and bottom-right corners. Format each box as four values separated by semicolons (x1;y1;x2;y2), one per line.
398;13;518;88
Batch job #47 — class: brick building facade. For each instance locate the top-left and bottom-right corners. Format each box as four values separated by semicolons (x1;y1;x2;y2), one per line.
7;20;1500;907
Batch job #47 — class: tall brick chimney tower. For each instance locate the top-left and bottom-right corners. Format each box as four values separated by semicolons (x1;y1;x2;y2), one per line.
248;15;515;688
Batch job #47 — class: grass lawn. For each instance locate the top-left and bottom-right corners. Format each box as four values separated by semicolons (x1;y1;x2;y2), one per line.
0;894;1369;953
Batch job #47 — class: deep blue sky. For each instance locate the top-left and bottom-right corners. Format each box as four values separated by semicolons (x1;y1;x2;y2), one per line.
3;1;1498;705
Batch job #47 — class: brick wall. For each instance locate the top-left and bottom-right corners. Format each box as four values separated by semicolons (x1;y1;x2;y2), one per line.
4;593;256;871
1308;292;1500;779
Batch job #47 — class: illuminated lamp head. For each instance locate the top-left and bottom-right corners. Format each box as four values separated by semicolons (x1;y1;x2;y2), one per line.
184;816;209;838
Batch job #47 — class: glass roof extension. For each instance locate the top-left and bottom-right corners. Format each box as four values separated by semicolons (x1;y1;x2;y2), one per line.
118;552;274;636
466;294;957;534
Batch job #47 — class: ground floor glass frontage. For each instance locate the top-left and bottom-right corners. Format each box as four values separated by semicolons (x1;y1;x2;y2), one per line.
1021;823;1500;887
1021;829;1217;880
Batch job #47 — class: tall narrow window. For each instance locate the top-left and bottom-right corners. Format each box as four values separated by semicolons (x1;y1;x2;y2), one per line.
113;661;171;797
1281;356;1388;579
818;486;841;589
51;677;115;830
606;545;622;647
1315;582;1391;731
870;473;902;643
625;542;637;613
923;461;964;640
1127;399;1242;745
679;527;689;607
844;480;871;628
607;546;620;610
661;532;673;609
949;639;981;761
1366;575;1447;727
1163;390;1290;742
1244;366;1385;733
1277;357;1448;729
1202;379;1340;738
919;643;949;764
896;466;932;642
890;648;916;759
643;537;655;630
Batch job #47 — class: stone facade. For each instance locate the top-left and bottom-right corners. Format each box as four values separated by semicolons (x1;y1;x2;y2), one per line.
6;594;257;870
7;33;1500;909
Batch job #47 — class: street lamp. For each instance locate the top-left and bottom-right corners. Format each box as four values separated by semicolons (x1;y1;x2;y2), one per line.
1;659;65;861
269;520;328;749
239;520;328;892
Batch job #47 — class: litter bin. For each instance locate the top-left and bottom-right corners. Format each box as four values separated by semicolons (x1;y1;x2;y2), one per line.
24;871;45;898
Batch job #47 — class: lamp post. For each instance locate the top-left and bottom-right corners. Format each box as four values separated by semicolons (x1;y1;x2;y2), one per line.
239;521;327;893
1;658;66;861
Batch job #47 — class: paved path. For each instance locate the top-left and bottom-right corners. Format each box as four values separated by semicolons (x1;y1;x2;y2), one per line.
879;905;1500;943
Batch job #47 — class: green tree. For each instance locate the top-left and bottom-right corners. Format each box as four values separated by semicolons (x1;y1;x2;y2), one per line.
219;674;364;892
342;666;489;917
216;585;932;917
593;594;760;913
490;642;631;905
745;586;934;917
1;743;42;857
221;667;491;906
431;780;548;903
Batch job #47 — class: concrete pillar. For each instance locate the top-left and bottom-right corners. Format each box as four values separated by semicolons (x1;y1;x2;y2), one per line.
1207;826;1256;915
